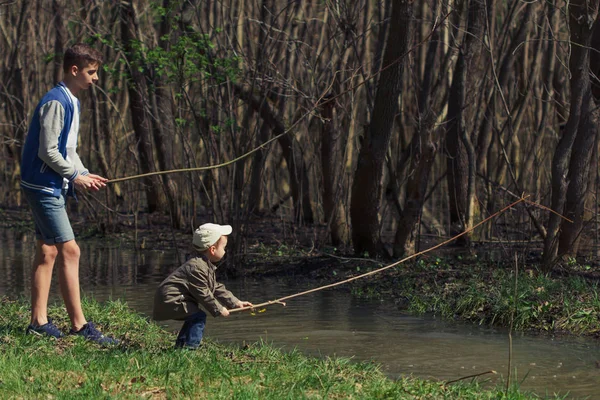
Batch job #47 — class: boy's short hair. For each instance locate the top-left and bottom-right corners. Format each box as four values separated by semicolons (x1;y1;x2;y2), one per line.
63;43;103;72
193;223;232;251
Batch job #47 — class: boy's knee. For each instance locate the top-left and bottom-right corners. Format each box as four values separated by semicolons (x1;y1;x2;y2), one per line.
39;244;58;263
59;241;81;261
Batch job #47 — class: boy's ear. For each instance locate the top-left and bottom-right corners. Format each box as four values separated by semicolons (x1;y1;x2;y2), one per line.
69;65;79;76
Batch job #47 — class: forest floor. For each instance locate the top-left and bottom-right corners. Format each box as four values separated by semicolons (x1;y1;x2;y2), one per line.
2;205;600;338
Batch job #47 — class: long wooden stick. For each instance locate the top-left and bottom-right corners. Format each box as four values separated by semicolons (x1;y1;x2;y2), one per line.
230;196;529;313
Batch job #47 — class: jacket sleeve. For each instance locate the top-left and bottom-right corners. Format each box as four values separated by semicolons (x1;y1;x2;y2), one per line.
37;101;79;180
187;264;225;317
68;150;89;176
67;102;88;176
214;281;240;309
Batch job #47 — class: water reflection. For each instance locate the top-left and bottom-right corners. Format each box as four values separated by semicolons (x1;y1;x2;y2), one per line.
1;229;599;398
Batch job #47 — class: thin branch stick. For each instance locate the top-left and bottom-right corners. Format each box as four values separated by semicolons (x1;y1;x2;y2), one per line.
231;197;529;313
476;174;573;223
446;370;497;385
506;253;518;393
522;199;573;223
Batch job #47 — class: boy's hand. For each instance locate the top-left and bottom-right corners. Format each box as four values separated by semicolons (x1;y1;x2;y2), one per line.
236;301;253;308
87;173;108;186
220;308;230;317
74;175;102;191
74;174;107;191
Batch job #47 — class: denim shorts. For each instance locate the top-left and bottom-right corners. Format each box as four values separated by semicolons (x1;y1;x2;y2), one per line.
22;188;74;244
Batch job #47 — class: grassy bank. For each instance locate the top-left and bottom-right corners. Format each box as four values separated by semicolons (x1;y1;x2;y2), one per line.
0;298;552;399
349;257;600;336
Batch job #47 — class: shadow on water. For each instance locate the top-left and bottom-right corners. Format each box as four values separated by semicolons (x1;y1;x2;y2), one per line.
1;229;600;398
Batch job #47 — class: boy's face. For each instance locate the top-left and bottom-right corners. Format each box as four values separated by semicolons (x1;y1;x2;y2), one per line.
208;236;228;262
69;62;100;92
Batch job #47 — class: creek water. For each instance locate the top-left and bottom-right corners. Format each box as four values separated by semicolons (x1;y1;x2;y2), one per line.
1;229;599;399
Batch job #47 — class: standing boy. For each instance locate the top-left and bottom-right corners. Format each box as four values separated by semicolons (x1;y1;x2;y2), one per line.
153;223;253;349
20;43;117;345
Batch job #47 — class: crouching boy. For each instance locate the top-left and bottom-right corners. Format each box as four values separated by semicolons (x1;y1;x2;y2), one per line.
153;223;253;349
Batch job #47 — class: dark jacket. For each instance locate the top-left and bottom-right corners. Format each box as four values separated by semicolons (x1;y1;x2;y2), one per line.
153;256;239;321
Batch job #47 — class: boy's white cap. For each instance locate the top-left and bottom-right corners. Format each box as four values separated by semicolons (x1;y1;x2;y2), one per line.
193;223;232;251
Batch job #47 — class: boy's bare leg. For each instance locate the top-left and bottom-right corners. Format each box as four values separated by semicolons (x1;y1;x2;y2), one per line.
31;240;58;326
56;240;87;331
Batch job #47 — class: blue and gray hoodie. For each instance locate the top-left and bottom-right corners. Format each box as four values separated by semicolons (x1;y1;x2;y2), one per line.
21;82;88;197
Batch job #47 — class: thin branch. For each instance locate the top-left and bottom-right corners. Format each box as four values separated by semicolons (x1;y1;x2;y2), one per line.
446;370;497;385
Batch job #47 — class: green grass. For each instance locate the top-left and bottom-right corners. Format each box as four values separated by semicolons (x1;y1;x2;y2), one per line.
0;297;552;399
351;258;600;336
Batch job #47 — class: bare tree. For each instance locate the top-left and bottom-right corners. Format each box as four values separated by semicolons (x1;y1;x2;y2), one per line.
351;0;413;256
120;0;164;213
543;0;600;268
320;95;350;246
445;0;485;246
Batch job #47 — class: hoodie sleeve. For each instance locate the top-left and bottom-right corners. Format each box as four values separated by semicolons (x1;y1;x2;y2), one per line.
37;101;79;180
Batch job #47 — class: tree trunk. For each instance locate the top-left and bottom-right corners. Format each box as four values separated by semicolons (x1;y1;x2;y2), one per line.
2;0;30;206
120;0;163;213
148;0;184;228
393;0;444;257
247;0;271;215
393;131;438;256
445;0;484;246
52;0;66;85
350;0;412;256
248;121;270;214
477;3;532;177
233;84;313;223
558;94;599;256
520;0;558;191
320;96;350;246
543;0;600;268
